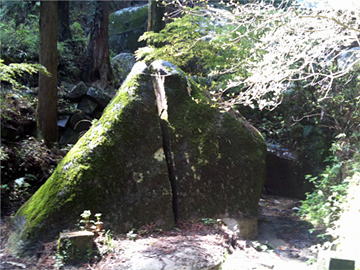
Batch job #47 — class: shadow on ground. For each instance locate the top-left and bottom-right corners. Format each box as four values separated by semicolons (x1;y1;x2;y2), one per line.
0;195;324;270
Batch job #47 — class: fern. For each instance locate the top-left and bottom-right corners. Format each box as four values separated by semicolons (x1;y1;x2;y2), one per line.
0;59;49;90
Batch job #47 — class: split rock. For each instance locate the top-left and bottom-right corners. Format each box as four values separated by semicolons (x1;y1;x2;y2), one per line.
149;60;266;238
8;61;266;257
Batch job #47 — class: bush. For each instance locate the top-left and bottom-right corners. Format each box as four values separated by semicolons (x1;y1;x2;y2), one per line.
0;12;40;63
58;22;88;81
0;59;48;90
1;137;60;214
136;9;262;93
299;138;360;231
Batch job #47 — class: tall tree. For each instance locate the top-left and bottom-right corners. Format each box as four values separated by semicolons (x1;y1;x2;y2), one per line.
36;1;58;148
58;1;72;42
148;0;165;33
83;1;112;87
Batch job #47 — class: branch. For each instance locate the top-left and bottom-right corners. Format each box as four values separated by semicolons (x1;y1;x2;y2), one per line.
298;14;360;34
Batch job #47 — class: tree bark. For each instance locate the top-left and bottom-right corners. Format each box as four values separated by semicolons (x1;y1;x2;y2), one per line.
83;1;112;88
58;1;72;42
37;1;58;148
148;0;165;33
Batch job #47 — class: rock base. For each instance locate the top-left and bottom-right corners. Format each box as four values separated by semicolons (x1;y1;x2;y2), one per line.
222;217;258;239
57;231;95;265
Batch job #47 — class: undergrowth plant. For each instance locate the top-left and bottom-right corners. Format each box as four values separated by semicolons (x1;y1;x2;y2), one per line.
57;22;88;80
95;230;118;257
0;59;49;90
299;164;348;230
298;73;360;232
79;210;104;233
299;138;360;234
201;218;221;226
324;171;360;254
0;7;40;63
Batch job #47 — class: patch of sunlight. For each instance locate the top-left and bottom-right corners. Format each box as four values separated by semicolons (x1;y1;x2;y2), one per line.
153;148;165;162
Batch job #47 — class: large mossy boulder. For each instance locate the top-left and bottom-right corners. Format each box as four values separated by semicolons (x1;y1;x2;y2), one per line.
8;62;174;256
108;5;148;54
8;60;266;257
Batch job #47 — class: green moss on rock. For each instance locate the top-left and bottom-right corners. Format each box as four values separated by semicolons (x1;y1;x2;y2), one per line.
150;60;267;237
8;62;174;256
108;5;148;54
109;5;148;36
8;60;266;256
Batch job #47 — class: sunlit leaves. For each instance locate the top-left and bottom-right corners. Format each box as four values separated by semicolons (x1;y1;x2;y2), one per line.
138;0;359;110
0;59;49;90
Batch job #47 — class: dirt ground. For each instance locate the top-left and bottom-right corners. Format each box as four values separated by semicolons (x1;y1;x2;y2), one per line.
0;195;324;270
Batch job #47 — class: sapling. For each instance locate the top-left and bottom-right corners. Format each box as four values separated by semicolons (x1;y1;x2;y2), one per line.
80;210;93;231
79;210;104;234
95;213;103;232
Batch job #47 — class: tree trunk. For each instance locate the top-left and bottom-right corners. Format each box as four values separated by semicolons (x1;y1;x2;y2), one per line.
148;0;165;33
83;1;112;88
37;1;58;148
58;1;72;42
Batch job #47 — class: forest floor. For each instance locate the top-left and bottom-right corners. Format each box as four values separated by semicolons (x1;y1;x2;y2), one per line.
0;195;324;270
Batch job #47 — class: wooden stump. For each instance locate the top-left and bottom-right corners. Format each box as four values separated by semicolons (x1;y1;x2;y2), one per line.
57;231;95;265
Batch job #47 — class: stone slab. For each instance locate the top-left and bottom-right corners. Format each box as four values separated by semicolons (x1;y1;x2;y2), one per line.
317;250;356;270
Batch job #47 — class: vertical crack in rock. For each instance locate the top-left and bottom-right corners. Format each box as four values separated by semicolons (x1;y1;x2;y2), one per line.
152;73;179;224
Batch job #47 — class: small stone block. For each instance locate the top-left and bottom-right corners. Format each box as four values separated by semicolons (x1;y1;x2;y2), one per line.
57;115;70;128
58;231;94;265
329;258;355;270
317;250;356;270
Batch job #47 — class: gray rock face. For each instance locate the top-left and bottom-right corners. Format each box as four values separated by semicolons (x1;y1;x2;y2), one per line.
78;97;98;115
57;115;70;128
8;61;266;256
66;81;88;101
111;53;137;86
69;111;91;130
86;87;112;108
58;128;79;146
149;60;267;237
